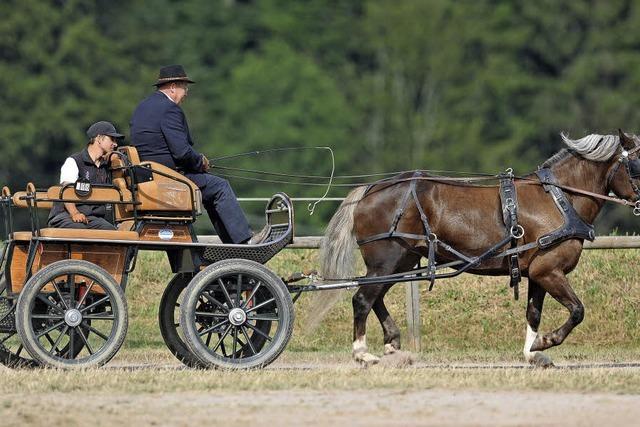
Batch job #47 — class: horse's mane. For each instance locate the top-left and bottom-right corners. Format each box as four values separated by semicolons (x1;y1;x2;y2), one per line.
560;133;620;161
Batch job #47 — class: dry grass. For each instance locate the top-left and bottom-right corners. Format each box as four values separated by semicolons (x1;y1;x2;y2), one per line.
2;248;639;397
124;248;640;356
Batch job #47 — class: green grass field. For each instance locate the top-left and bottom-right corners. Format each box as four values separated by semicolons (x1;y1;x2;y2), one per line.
124;247;640;361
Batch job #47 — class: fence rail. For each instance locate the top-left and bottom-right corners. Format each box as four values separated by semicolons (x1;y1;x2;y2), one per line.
198;235;640;249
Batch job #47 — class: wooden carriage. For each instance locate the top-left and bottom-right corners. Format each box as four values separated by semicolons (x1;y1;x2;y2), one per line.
0;146;295;369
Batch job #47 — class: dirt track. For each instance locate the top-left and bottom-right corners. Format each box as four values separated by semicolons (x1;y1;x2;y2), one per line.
2;388;640;427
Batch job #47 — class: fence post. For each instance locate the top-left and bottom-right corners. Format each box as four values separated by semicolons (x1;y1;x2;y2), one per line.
405;279;421;352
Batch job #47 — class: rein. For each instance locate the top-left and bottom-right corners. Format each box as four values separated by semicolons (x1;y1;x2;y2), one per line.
209;145;640;215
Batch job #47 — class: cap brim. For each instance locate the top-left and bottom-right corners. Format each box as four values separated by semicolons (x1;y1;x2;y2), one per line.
106;132;125;139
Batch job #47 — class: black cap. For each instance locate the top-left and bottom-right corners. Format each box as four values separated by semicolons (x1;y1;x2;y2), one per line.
86;121;124;139
154;64;196;86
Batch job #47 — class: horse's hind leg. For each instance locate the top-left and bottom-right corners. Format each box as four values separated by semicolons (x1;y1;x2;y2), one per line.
352;283;387;366
529;268;585;353
523;280;554;367
371;284;402;355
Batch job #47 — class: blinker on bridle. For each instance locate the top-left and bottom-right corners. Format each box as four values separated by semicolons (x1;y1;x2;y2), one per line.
617;145;640;215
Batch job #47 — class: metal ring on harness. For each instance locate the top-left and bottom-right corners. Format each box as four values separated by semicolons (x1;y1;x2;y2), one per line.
428;232;438;242
634;201;640;216
510;225;525;239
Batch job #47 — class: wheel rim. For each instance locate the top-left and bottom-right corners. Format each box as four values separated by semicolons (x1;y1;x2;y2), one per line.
192;272;279;362
158;273;205;368
26;273;118;363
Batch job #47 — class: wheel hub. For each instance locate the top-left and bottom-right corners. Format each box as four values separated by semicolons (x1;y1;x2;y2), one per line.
228;308;247;326
64;309;83;327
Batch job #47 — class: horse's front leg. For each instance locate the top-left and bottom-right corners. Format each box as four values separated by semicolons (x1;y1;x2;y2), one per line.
352;284;386;366
528;268;585;353
523;279;554;367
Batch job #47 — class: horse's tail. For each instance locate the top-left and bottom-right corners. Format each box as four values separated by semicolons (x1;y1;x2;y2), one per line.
303;186;367;334
320;185;367;280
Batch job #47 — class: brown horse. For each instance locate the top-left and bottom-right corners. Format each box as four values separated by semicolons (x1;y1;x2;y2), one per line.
319;130;640;366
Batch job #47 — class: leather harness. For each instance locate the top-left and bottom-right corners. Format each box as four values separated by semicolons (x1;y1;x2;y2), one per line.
356;168;602;299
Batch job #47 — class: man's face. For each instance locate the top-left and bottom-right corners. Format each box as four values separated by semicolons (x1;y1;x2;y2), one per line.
97;135;118;153
172;82;189;104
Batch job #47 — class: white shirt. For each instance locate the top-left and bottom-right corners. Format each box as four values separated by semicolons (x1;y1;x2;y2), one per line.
59;157;79;184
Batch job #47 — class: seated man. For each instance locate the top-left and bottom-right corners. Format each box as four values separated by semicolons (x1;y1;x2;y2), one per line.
130;65;267;244
47;121;123;230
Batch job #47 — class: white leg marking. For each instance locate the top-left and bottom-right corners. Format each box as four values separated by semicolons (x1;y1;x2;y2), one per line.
524;325;553;367
352;335;380;365
384;343;398;355
353;335;367;354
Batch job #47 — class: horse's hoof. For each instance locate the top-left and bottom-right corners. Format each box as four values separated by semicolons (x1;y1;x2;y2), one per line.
380;350;415;368
384;344;397;355
354;352;380;367
528;352;554;368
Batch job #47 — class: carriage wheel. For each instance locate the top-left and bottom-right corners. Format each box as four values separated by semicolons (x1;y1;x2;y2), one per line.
16;260;128;369
0;290;37;368
158;272;206;368
181;259;294;369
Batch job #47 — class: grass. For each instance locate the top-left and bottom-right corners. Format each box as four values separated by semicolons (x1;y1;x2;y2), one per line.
124;248;640;356
3;248;640;395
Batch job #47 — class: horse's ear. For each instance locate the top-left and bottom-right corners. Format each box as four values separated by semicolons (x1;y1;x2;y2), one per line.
618;129;635;149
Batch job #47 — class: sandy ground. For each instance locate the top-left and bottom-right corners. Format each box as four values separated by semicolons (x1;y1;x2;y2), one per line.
2;388;639;427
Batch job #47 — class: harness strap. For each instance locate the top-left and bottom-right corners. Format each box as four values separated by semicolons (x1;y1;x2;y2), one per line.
535;168;595;249
498;171;521;299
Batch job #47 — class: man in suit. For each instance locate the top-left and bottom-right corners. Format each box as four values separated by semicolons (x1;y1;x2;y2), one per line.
130;65;267;244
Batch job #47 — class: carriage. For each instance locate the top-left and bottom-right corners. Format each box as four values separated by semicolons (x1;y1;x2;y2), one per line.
2;131;640;369
0;146;297;369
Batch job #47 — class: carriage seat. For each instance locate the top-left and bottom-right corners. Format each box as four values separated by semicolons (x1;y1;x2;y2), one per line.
6;183;140;241
110;146;202;219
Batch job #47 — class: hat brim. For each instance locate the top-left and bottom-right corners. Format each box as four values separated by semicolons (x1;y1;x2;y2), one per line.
153;77;196;86
106;132;125;139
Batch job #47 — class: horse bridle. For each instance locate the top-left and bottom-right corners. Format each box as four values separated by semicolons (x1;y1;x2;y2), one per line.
606;144;640;215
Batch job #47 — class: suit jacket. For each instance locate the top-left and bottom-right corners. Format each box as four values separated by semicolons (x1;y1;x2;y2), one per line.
130;91;203;173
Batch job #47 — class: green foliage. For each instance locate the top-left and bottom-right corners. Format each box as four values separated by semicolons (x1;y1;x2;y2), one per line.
3;0;640;233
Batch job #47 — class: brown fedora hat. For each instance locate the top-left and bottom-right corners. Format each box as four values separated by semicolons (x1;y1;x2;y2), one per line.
153;64;195;86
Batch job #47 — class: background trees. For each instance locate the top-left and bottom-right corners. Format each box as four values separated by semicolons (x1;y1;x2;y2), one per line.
2;0;640;233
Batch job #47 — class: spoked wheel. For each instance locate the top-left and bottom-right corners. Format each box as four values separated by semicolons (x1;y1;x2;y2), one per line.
16;260;128;369
158;272;205;368
181;259;294;369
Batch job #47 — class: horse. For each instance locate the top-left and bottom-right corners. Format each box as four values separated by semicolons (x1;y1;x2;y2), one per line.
319;130;640;367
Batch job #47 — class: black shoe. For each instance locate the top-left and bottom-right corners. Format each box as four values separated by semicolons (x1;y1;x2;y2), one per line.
248;225;271;245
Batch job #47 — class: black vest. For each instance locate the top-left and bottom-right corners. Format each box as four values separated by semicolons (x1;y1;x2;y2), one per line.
48;148;111;222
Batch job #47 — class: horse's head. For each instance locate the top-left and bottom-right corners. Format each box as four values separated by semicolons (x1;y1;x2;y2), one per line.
606;129;640;210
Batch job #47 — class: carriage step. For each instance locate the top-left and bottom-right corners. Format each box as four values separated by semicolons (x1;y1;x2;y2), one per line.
265;207;289;214
0;297;15;332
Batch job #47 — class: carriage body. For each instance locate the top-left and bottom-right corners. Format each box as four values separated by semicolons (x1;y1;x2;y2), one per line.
0;146;295;369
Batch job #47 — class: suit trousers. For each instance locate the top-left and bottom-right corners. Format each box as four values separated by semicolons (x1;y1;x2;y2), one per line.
185;172;252;244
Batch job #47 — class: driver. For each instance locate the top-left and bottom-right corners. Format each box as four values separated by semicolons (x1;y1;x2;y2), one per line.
130;65;268;244
47;121;122;230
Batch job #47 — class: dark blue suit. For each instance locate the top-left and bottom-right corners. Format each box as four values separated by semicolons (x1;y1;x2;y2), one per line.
130;91;252;243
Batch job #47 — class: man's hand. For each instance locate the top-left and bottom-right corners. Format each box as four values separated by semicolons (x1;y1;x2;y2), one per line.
201;154;210;172
71;212;88;224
